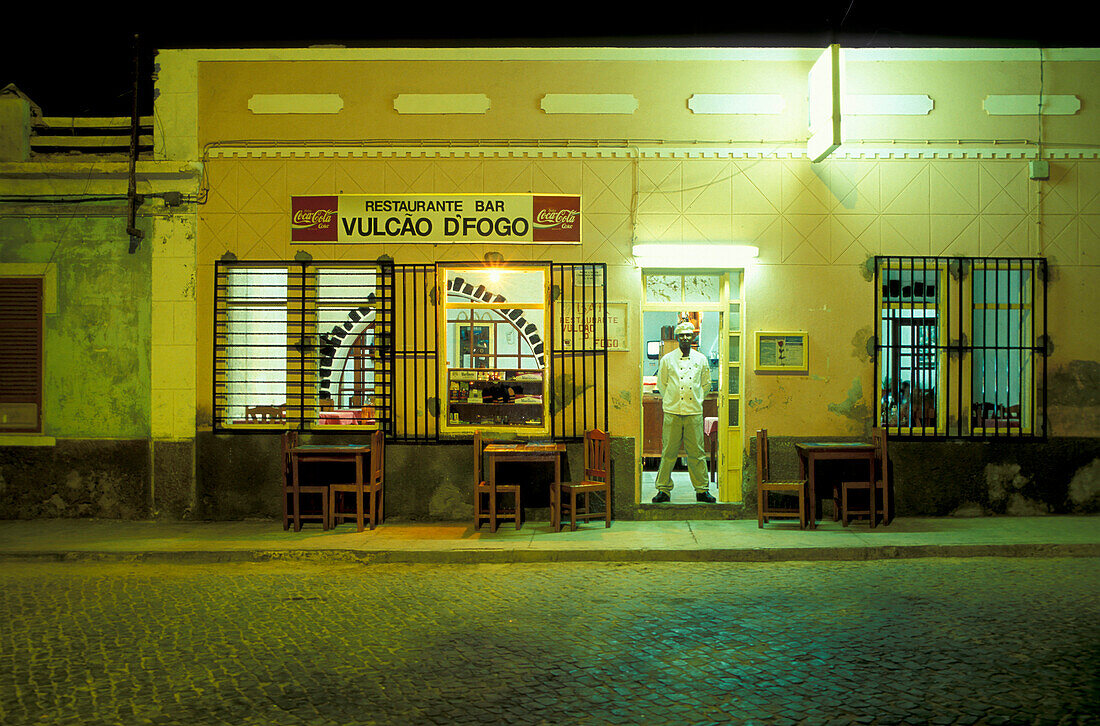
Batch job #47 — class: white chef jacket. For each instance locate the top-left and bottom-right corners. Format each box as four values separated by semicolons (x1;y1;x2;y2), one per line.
657;347;710;416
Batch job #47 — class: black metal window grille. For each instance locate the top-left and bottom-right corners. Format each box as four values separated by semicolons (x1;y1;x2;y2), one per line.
390;264;438;442
213;260;393;433
214;260;608;441
875;256;1046;439
551;263;609;439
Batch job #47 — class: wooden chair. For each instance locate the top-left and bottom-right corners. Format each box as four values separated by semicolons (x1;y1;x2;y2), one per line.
756;429;807;529
329;429;384;531
553;428;612;532
838;427;889;526
282;431;329;531
473;431;522;532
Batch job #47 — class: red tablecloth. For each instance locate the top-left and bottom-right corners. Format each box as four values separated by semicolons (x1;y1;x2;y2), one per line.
319;410;360;425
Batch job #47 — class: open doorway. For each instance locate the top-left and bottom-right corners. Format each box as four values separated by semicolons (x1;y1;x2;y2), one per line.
639;270;744;504
640;309;721;502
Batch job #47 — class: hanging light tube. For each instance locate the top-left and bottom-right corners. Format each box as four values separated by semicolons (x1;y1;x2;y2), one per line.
632;243;759;268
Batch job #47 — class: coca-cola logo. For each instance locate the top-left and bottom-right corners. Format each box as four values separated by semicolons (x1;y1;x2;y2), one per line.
535;208;579;227
532;195;581;242
291;196;338;242
292;208;334;228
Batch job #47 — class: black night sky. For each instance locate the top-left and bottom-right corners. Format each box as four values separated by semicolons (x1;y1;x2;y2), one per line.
0;3;1095;117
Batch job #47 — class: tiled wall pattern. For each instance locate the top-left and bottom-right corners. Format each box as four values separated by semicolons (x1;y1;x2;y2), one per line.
198;155;1098;267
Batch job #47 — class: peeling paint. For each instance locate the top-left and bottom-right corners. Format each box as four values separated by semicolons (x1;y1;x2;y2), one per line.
1006;492;1048;516
550;373;594;415
747;396;769;411
860;257;875;282
986;462;1029;504
426;397;440;417
827;379;871;428
852;326;874;361
429;482;470;518
1068;458;1100;510
949;501;985;517
1048;360;1100;407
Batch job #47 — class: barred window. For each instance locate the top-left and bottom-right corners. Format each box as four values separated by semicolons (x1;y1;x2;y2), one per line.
440;264;550;435
875;257;1046;439
214;261;607;440
214;261;391;431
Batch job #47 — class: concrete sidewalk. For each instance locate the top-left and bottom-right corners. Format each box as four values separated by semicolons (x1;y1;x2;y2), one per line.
0;516;1097;564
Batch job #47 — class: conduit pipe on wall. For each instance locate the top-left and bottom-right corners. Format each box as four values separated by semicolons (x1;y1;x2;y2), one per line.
127;33;145;254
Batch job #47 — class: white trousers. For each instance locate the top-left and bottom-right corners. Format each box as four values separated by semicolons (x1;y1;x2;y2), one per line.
655;412;709;493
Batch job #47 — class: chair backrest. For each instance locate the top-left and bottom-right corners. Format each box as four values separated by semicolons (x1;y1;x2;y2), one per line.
473;431;484;485
370;429;384;486
583;429;610;482
872;426;888;484
755;429;770;484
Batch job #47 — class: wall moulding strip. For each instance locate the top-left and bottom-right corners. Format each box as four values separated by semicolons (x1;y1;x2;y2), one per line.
247;94;345;114
204;145;1099;160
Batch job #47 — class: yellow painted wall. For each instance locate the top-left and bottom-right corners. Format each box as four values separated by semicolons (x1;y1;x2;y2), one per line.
155;47;1100;455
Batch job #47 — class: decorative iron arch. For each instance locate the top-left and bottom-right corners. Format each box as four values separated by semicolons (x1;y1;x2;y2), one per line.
445;275;545;368
318;293;377;405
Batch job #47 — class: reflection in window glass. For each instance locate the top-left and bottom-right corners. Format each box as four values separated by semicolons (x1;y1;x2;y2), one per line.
646;275;681;303
446;309;545;370
683;275;719;303
225;268;287;422
443;266;548;430
972;266;1032;429
446;268;543;305
316;268;382;418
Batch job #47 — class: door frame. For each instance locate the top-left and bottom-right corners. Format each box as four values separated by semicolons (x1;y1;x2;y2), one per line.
638;270;745;502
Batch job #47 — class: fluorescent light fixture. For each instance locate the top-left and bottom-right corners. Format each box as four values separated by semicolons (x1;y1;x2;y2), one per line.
807;44;843;163
632;243;759;268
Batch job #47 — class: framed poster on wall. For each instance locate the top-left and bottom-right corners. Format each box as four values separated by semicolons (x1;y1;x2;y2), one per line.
755;332;808;373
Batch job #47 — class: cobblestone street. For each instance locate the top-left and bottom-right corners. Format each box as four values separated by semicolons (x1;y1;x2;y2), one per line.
1;557;1097;725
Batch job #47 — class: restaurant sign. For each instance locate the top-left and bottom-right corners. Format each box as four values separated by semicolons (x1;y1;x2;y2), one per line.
561;302;628;352
291;194;581;244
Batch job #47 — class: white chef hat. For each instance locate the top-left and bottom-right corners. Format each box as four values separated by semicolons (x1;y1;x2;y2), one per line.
674;320;696;336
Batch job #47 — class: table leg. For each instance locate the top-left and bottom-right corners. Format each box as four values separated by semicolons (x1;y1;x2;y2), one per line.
356;454;365;532
292;455;302;532
806;455;817;529
489;455;498;533
552;455;561;532
550;478;558;532
868;452;877;528
881;452;890;525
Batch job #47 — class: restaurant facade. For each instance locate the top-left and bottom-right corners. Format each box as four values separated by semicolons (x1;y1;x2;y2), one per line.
2;46;1098;522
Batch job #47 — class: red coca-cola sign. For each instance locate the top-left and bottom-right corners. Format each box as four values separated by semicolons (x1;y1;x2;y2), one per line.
532;195;581;242
291;196;338;242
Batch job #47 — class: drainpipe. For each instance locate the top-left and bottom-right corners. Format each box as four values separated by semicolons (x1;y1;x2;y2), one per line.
127;33;144;253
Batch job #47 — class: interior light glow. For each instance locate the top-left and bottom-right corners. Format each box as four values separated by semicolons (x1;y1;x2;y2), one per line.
632;243;759;268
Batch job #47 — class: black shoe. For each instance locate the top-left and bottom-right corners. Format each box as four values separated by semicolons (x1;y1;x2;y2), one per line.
651;491;671;503
696;491;717;503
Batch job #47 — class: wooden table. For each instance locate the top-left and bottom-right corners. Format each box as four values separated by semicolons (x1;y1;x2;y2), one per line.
794;442;877;529
289;443;371;531
483;441;567;527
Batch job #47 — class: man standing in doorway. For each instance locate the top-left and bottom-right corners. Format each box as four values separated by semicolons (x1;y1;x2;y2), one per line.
652;320;716;503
